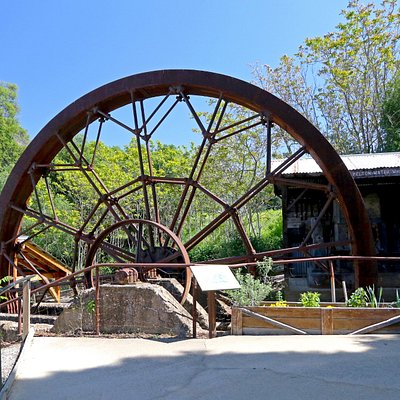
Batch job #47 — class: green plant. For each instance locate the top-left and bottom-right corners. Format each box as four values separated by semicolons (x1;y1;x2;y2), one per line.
365;285;383;308
86;299;96;314
392;289;400;308
346;287;368;307
346;286;384;308
299;291;320;307
226;271;272;306
256;257;273;283
0;276;11;301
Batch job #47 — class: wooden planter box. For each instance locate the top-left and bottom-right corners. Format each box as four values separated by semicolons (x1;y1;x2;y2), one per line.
231;305;400;335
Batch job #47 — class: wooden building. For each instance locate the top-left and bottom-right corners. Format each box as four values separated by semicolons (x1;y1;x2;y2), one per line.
274;152;400;300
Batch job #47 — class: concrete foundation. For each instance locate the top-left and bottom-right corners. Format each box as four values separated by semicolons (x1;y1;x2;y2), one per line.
53;283;202;337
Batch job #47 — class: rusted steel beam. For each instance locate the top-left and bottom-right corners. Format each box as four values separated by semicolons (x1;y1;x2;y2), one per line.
287;188;309;212
213;113;260;136
147;176;187;184
175;142;214;237
184;149;307;251
214;120;263;142
90;117;104;166
147;97;180;137
95;266;100;335
265;118;272;175
300;193;335;247
230;211;255;256
194;182;229;208
106;177;142;197
270;176;330;192
169;137;208;236
201;241;351;265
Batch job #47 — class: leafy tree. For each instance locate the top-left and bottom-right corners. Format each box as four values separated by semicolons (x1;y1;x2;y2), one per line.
381;72;400;151
0;82;29;189
254;0;400;154
253;55;319;155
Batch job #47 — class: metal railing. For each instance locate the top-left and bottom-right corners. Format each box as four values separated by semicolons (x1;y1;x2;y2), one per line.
1;254;400;340
1;275;35;388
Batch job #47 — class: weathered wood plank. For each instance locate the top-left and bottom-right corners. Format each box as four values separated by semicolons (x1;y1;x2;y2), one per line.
231;306;400;335
240;308;307;335
243;327;321;335
349;315;400;335
231;307;243;335
333;308;400;319
321;308;333;335
242;316;321;330
248;307;321;317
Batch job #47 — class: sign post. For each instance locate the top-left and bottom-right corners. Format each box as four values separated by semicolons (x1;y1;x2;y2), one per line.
190;265;240;338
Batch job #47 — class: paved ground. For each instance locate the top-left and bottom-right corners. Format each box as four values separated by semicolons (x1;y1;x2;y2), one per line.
6;334;400;400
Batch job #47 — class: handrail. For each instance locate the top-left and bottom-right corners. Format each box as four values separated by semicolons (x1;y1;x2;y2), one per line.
2;254;400;308
1;254;400;340
0;274;36;296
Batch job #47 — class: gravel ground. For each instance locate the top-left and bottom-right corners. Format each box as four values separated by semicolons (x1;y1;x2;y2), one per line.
1;342;21;385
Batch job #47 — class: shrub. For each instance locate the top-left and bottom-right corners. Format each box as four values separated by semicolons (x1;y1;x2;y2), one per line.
346;287;368;307
226;271;272;306
226;257;283;306
299;291;320;307
347;286;383;308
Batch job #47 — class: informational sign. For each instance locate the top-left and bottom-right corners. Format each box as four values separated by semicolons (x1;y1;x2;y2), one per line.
190;264;241;292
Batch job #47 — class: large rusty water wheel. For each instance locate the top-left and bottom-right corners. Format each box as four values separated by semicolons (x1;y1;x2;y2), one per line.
0;70;376;292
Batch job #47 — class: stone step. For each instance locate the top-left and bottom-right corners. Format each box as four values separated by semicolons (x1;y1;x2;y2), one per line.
31;301;71;316
0;313;58;325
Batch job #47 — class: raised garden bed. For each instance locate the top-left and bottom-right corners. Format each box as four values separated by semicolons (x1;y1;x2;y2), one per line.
231;303;400;335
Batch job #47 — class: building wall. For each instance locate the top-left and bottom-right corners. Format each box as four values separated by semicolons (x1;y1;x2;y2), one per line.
281;175;400;298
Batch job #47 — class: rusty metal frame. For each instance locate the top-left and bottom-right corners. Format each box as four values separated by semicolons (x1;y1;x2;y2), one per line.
0;70;376;288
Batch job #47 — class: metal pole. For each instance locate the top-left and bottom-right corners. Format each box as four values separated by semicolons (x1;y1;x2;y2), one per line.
342;281;348;303
22;280;31;340
95;267;100;335
192;278;197;339
329;261;336;303
18;297;22;335
208;291;216;339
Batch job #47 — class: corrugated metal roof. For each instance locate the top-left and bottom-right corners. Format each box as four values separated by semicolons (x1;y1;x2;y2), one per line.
271;152;400;175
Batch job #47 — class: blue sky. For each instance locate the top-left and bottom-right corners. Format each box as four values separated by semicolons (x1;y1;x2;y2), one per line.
1;0;355;145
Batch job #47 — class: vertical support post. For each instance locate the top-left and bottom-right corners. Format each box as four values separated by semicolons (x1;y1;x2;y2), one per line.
231;307;243;335
192;278;198;339
329;260;336;303
22;280;31;340
95;267;100;336
54;285;61;303
207;291;216;339
321;307;333;335
266;119;272;175
18;297;22;335
13;254;19;316
342;281;348;303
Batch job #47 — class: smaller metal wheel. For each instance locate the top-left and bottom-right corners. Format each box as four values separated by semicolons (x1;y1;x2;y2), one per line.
84;219;191;303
